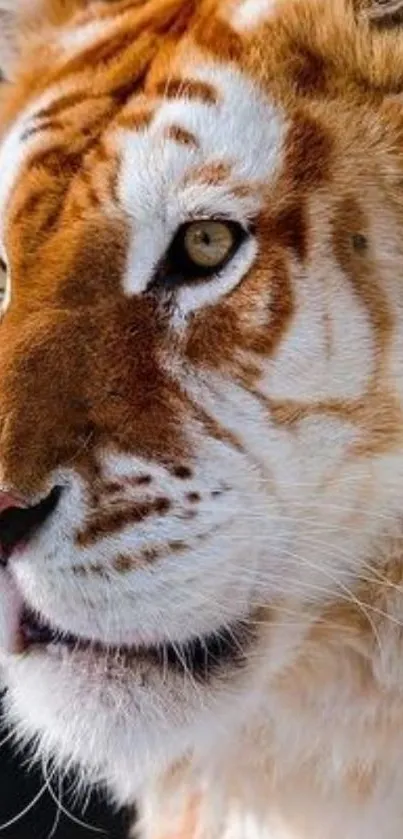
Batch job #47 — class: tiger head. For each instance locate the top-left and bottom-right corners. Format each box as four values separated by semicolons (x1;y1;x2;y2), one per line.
0;0;403;804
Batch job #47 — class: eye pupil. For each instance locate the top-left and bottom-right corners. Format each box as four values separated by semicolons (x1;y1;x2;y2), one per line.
153;219;247;291
181;220;240;272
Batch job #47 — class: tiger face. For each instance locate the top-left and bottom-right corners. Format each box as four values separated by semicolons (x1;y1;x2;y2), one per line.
0;0;403;808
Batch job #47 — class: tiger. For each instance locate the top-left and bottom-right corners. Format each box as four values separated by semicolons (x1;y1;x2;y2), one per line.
2;0;403;836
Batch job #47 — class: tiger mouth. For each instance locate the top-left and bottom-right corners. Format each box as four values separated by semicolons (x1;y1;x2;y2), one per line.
20;607;251;680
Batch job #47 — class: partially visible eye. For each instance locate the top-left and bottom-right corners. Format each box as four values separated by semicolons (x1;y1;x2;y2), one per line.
168;220;246;279
0;258;7;303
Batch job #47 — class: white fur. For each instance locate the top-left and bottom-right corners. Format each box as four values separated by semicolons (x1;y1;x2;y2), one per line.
0;0;42;78
0;86;73;248
0;0;38;11
59;20;112;54
229;0;281;31
261;254;375;401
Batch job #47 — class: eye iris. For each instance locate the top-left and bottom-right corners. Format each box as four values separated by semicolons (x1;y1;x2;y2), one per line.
184;221;234;269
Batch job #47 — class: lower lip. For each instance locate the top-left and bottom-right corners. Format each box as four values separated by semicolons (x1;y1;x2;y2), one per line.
19;612;251;681
1;575;251;676
0;571;25;655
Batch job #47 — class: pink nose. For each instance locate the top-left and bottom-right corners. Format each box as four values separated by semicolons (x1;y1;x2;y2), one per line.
0;492;28;514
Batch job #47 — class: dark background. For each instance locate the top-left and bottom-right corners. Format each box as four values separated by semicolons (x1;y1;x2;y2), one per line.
0;694;131;839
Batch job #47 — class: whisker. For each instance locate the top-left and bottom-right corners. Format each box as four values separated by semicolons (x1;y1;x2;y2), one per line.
0;724;18;751
44;759;62;839
0;772;55;832
42;761;106;836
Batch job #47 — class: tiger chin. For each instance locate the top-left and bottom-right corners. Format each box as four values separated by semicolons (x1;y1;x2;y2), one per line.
2;0;403;836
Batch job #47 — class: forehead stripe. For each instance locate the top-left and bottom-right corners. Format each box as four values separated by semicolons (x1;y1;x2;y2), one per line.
21;120;65;142
164;125;199;147
154;78;219;105
117;108;155;131
51;0;197;87
35;91;108;123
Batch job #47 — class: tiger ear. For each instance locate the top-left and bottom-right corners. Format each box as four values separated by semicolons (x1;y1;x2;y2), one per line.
362;0;403;23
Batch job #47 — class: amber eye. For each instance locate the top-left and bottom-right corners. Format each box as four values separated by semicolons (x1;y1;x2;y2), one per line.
165;219;245;283
184;220;238;269
0;258;7;302
149;219;247;292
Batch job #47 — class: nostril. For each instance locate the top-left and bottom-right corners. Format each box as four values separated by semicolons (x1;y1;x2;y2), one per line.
0;486;62;566
0;492;29;515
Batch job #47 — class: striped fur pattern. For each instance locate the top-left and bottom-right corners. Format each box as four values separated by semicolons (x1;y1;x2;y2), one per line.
1;0;403;836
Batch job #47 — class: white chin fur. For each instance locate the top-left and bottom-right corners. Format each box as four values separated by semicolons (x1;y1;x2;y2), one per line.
1;633;255;805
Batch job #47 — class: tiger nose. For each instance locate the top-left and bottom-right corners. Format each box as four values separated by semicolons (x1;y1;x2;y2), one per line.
0;491;29;567
0;487;62;567
0;492;28;515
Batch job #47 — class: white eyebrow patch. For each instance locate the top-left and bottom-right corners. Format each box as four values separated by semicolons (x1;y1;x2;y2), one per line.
116;58;286;301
